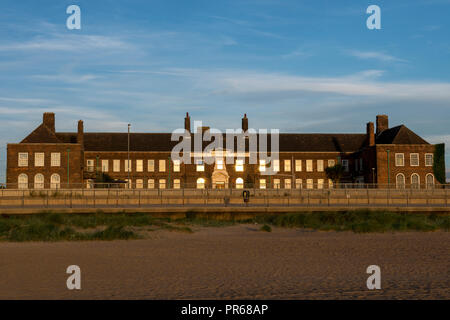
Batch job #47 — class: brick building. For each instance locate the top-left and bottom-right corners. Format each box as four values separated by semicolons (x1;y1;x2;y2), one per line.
6;112;444;189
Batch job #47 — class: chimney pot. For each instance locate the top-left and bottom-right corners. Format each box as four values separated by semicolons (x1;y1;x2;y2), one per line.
77;120;84;146
366;122;375;146
242;114;248;132
43;112;55;132
376;115;389;135
184;112;191;133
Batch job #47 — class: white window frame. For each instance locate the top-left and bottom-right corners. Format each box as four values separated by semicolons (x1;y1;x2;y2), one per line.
273;178;281;189
295;160;302;172
215;158;223;170
136;159;143;172
87;159;95;172
159;179;166;189
411;173;420;189
173;179;181;189
50;173;60;189
425;153;433;167
18;173;28;189
148;159;155;172
317;160;324;172
317;179;324;189
136;179;144;189
173;160;181;172
236;177;244;189
196;178;205;189
147;179;155;189
18;152;28;167
295;178;302;189
259;178;266;189
259;159;266;172
306;160;313;172
124;159;132;173
284;159;291;172
306;179;313;189
35;152;44;167
273;159;280;172
328;159;335;167
50;153;60;167
159;159;166;172
113;159;120;172
284;178;291;189
34;173;44;189
235;159;244;172
396;173;406;189
395;153;405;167
101;159;109;172
410;153;419;167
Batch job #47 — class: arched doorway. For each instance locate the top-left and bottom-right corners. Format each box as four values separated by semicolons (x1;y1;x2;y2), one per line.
426;174;434;189
411;173;420;189
50;174;61;189
396;173;405;189
197;178;206;189
18;174;28;189
34;173;44;189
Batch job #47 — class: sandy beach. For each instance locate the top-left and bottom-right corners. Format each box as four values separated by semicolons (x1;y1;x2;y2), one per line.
0;225;448;299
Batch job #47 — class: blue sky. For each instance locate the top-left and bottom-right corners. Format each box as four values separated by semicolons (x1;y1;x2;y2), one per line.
1;0;450;182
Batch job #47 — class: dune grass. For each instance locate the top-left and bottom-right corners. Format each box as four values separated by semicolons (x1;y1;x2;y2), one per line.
0;210;448;241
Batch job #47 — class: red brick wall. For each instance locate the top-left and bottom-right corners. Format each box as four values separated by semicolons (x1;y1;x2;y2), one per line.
375;144;437;187
7;143;83;188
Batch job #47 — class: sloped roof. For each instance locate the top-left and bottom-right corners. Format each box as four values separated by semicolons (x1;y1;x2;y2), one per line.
21;124;61;143
376;125;429;145
55;132;367;153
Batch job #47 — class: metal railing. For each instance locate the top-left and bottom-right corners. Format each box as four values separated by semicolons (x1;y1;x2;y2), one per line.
0;183;448;209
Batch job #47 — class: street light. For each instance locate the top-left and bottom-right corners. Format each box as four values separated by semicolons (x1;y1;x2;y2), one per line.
128;123;131;188
386;149;390;188
372;168;375;188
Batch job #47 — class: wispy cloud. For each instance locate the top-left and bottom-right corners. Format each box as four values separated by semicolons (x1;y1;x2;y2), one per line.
346;50;407;63
0;34;130;52
281;49;311;59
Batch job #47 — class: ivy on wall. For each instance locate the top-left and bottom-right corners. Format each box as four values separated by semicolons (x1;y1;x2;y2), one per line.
433;143;446;184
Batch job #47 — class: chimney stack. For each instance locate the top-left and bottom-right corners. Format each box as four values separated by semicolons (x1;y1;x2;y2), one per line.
184;112;191;133
376;115;389;135
242;114;248;132
77;120;84;147
43;112;55;132
366;122;375;146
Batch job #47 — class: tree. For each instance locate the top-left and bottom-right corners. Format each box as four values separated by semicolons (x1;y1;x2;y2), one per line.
325;164;345;187
433;143;446;184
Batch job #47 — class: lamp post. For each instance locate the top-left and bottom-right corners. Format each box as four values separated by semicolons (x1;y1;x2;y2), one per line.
372;168;375;187
67;148;70;189
127;123;130;188
386;149;390;188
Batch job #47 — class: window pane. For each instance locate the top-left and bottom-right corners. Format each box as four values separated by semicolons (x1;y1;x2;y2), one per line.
35;153;44;167
101;160;109;172
284;160;291;172
148;159;155;172
306;160;313;172
51;153;60;167
317;160;324;172
136;160;143;172
285;179;291;189
295;160;302;172
18;153;28;167
113;160;120;172
173;160;181;172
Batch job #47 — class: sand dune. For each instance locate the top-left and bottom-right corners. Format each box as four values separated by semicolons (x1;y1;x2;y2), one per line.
0;226;448;299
